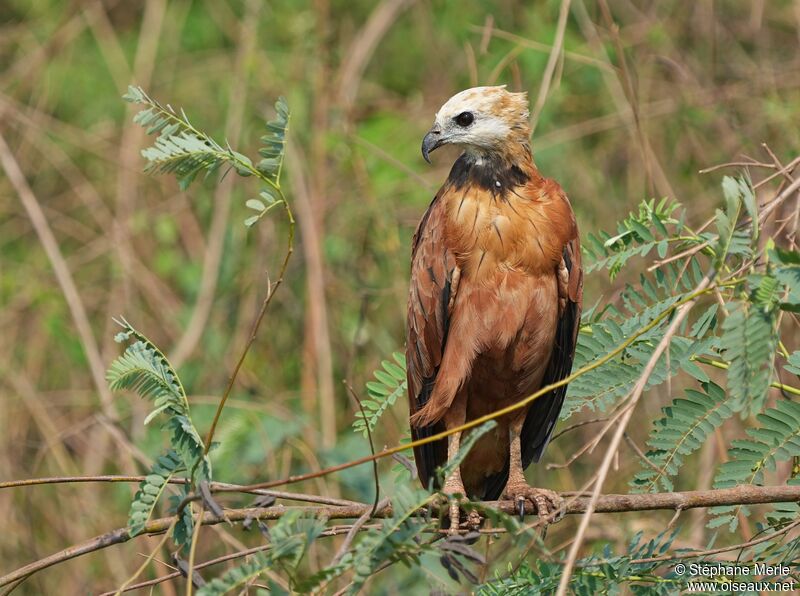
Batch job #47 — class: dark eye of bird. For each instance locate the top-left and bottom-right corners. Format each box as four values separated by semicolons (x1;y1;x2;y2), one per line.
454;111;474;127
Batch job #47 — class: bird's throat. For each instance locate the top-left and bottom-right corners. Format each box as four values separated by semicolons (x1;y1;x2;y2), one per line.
446;150;533;197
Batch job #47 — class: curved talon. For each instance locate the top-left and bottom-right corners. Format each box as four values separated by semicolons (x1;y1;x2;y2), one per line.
503;484;564;530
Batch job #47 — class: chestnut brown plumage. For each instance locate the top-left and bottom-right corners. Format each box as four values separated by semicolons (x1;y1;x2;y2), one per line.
407;86;583;530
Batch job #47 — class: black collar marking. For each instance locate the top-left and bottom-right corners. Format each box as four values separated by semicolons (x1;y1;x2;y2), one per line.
446;153;530;195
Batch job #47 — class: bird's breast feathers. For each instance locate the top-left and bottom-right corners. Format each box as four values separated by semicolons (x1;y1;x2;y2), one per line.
440;160;576;280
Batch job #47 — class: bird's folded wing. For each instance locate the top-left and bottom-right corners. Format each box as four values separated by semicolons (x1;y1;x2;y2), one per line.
406;191;458;487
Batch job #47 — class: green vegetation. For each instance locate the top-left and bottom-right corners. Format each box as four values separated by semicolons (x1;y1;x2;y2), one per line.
2;1;800;593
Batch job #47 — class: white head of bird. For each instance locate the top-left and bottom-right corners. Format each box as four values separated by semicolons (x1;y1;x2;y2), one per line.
421;85;531;163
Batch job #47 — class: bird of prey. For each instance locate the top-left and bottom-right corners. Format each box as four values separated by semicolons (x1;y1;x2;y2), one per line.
406;86;582;532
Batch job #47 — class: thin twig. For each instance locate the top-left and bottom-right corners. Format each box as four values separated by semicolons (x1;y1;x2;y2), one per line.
344;381;381;515
623;432;665;476
0;475;365;507
550;417;610;441
548;404;629;470
202;195;295;454
112;520;177;595
754;156;800;189
331;497;391;567
698;159;774;174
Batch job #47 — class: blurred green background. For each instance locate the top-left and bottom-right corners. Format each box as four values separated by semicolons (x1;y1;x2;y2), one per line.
2;0;799;592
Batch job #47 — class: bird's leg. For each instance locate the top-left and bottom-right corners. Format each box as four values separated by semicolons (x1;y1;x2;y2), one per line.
442;429;467;535
439;401;481;534
502;418;564;527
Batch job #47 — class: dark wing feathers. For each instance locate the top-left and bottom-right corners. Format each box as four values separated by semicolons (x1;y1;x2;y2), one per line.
406;192;456;487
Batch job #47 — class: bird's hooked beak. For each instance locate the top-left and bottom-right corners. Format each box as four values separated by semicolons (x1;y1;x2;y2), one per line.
421;124;444;164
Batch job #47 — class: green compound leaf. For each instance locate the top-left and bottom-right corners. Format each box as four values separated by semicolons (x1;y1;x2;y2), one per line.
710;400;800;530
128;450;184;537
353;351;407;437
631;382;736;493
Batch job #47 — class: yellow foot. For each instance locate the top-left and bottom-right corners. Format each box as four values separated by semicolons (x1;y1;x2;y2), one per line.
502;483;564;525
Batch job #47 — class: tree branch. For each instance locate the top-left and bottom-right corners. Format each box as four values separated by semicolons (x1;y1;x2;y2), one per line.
3;484;799;588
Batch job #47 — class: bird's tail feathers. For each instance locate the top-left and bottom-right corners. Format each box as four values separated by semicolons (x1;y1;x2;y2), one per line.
410;394;452;427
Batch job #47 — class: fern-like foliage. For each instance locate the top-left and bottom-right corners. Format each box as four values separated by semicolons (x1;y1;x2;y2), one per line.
352;351;407;436
243;97;290;227
563;258;716;418
766;478;800;527
107;326;188;422
785;351;800;376
477;529;682;595
344;485;435;594
198;511;325;595
583;198;693;279
296;486;439;594
565;332;714;418
256;97;289;183
713;175;755;267
772;246;800;307
720;299;777;416
124;86;290;228
197;553;273;596
123;86;255;190
107;318;211;546
631;382;736;492
108;318;210;483
128;450;184;537
710;399;800;530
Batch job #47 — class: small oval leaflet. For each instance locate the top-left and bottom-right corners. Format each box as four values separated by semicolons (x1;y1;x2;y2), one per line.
246;199;266;212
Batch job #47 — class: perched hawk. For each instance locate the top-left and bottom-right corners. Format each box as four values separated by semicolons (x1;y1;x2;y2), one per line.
406;86;582;530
